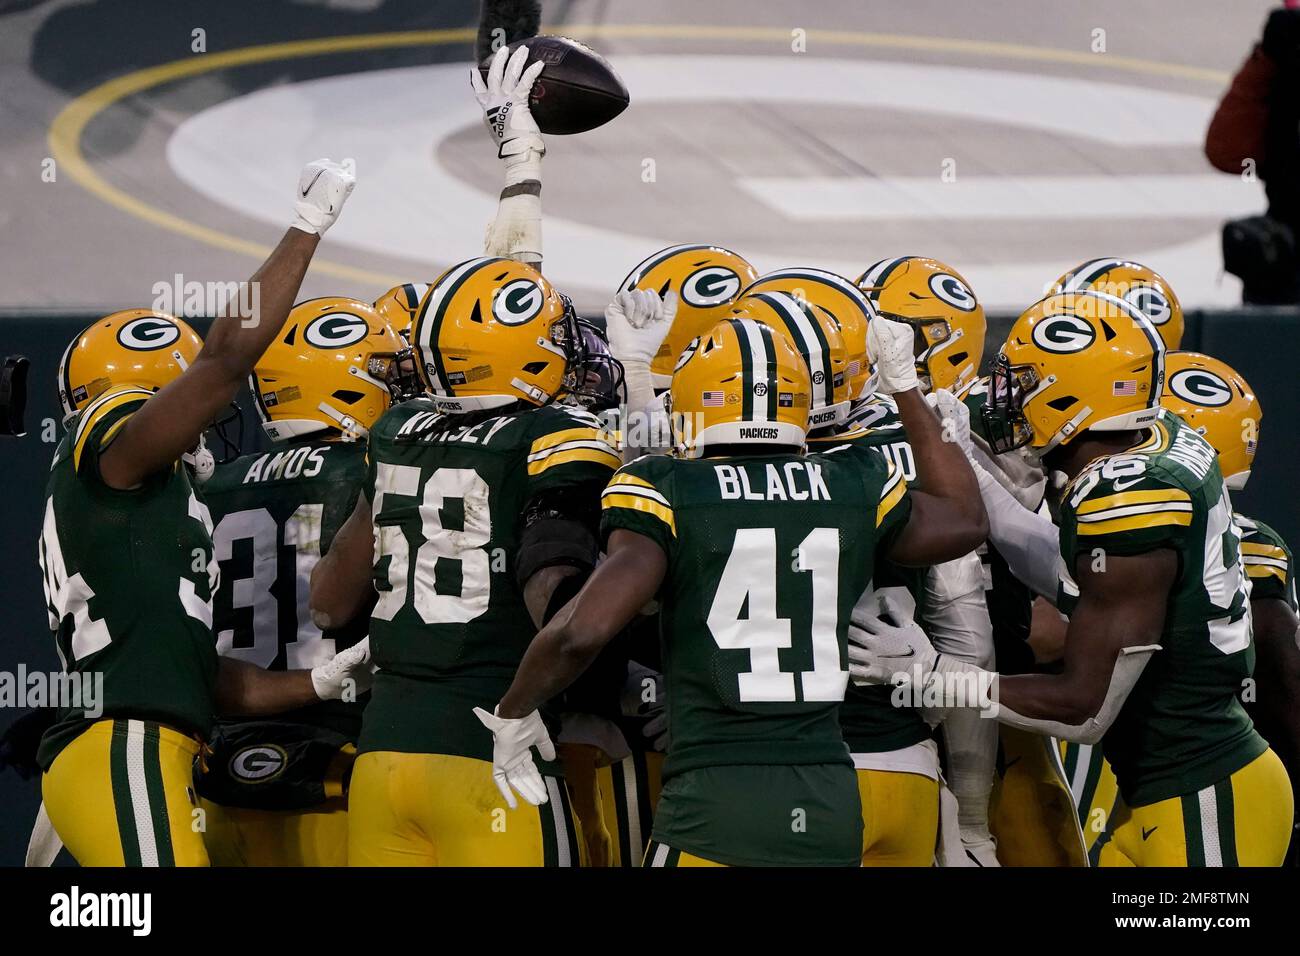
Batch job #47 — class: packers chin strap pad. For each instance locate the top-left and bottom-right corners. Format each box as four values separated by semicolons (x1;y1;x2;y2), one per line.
515;482;604;593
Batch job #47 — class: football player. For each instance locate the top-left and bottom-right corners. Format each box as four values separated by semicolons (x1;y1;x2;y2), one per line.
852;290;1294;866
852;257;1001;864
1049;258;1184;352
732;285;940;866
310;257;620;866
478;310;989;867
1159;351;1300;857
37;160;373;866
197;297;406;866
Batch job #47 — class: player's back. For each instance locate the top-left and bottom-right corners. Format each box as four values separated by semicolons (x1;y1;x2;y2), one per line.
37;389;219;769
202;441;368;730
1057;409;1266;805
605;443;910;779
362;397;619;758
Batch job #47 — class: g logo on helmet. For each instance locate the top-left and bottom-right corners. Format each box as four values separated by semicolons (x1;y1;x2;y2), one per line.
305;312;370;349
493;279;545;326
117;316;181;351
229;744;287;783
681;267;741;308
928;273;977;312
1168;368;1232;408
1125;286;1171;326
1031;314;1097;354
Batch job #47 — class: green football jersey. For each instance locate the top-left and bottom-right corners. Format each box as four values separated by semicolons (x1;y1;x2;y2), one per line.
37;388;218;768
1056;409;1266;806
1237;514;1297;612
362;398;621;759
201;440;369;738
814;395;931;754
600;444;913;781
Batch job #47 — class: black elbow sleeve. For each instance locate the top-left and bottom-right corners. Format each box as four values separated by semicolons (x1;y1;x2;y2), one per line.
515;483;604;589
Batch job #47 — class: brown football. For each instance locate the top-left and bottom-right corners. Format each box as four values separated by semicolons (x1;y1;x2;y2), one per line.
478;36;629;135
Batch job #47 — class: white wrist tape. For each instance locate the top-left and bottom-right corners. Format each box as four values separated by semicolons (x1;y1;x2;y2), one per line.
991;645;1160;744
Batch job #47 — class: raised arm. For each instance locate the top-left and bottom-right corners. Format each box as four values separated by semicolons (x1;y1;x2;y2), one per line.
98;160;356;489
866;320;987;565
472;45;546;266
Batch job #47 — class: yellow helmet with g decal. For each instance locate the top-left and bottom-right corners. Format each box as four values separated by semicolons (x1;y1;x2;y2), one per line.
411;257;581;413
618;244;758;390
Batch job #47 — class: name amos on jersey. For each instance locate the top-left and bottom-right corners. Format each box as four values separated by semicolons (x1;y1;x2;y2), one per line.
715;460;832;501
240;445;329;484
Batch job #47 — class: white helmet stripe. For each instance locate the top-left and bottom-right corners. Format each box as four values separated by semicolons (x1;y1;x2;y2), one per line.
416;258;486;396
1063;259;1125;291
737;319;771;423
770;295;829;410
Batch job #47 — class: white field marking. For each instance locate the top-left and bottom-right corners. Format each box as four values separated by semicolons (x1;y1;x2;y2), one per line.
166;55;1247;308
738;174;1262;221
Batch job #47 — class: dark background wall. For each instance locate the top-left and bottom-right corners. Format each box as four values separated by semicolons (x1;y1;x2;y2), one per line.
1;308;1296;865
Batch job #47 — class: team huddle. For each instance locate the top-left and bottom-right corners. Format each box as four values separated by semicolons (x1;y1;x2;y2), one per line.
29;47;1298;868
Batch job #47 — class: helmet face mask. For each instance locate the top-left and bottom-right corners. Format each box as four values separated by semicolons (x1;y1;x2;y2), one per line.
981;355;1039;454
565;318;626;412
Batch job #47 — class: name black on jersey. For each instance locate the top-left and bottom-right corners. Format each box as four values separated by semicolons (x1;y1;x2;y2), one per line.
600;445;912;779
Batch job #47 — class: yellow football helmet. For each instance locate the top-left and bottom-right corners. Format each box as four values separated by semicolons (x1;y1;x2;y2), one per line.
1050;258;1184;352
983;290;1165;455
729;290;850;432
742;268;877;400
57;309;203;421
670;317;810;458
856;256;986;397
412;257;580;413
252;297;406;442
618;244;758;390
373;282;430;342
1160;352;1260;490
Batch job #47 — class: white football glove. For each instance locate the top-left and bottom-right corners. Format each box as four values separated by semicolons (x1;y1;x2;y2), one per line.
927;387;974;458
604;289;677;366
473;706;554;809
470;45;546;185
866;315;920;394
290;158;356;237
847;597;937;687
310;636;373;700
